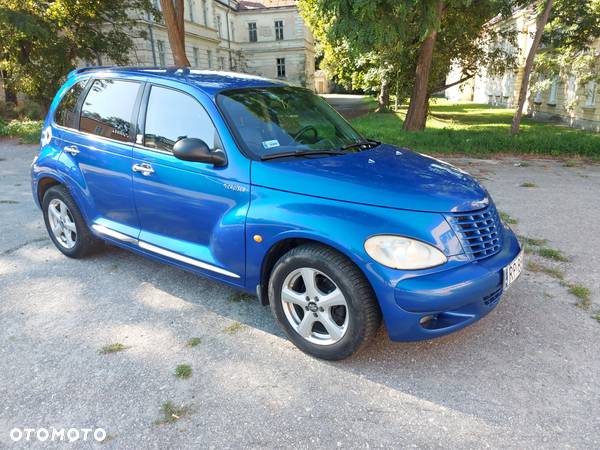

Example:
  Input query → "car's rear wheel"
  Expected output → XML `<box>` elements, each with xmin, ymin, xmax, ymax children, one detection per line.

<box><xmin>42</xmin><ymin>185</ymin><xmax>103</xmax><ymax>258</ymax></box>
<box><xmin>268</xmin><ymin>244</ymin><xmax>381</xmax><ymax>360</ymax></box>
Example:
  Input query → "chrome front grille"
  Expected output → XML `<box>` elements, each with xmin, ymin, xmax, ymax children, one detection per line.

<box><xmin>447</xmin><ymin>204</ymin><xmax>503</xmax><ymax>261</ymax></box>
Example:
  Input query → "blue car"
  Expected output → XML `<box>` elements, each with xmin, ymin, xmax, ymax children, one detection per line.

<box><xmin>31</xmin><ymin>67</ymin><xmax>523</xmax><ymax>360</ymax></box>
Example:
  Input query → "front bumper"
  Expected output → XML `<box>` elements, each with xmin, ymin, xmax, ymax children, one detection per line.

<box><xmin>381</xmin><ymin>228</ymin><xmax>521</xmax><ymax>341</ymax></box>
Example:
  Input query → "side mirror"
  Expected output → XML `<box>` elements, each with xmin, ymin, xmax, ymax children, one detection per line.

<box><xmin>172</xmin><ymin>138</ymin><xmax>227</xmax><ymax>166</ymax></box>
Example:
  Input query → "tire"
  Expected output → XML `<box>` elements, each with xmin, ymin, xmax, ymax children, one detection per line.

<box><xmin>268</xmin><ymin>243</ymin><xmax>381</xmax><ymax>360</ymax></box>
<box><xmin>42</xmin><ymin>185</ymin><xmax>103</xmax><ymax>258</ymax></box>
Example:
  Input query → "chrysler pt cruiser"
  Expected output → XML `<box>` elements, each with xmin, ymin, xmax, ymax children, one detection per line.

<box><xmin>31</xmin><ymin>67</ymin><xmax>523</xmax><ymax>360</ymax></box>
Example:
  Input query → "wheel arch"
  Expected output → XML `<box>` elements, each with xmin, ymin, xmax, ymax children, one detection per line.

<box><xmin>37</xmin><ymin>175</ymin><xmax>63</xmax><ymax>205</ymax></box>
<box><xmin>258</xmin><ymin>235</ymin><xmax>370</xmax><ymax>306</ymax></box>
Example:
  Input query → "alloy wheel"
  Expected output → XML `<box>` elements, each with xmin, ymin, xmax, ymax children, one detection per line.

<box><xmin>280</xmin><ymin>267</ymin><xmax>349</xmax><ymax>345</ymax></box>
<box><xmin>48</xmin><ymin>198</ymin><xmax>77</xmax><ymax>249</ymax></box>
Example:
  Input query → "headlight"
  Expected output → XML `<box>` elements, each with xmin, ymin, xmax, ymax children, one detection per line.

<box><xmin>364</xmin><ymin>235</ymin><xmax>447</xmax><ymax>270</ymax></box>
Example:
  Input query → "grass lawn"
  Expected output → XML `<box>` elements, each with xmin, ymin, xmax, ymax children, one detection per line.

<box><xmin>350</xmin><ymin>99</ymin><xmax>600</xmax><ymax>159</ymax></box>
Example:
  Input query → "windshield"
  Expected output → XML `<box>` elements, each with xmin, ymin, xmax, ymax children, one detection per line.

<box><xmin>217</xmin><ymin>86</ymin><xmax>366</xmax><ymax>159</ymax></box>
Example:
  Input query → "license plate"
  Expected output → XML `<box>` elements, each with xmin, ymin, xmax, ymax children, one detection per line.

<box><xmin>503</xmin><ymin>250</ymin><xmax>524</xmax><ymax>290</ymax></box>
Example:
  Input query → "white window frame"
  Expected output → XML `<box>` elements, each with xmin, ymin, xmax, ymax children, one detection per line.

<box><xmin>157</xmin><ymin>40</ymin><xmax>166</xmax><ymax>66</ymax></box>
<box><xmin>585</xmin><ymin>80</ymin><xmax>597</xmax><ymax>107</ymax></box>
<box><xmin>193</xmin><ymin>47</ymin><xmax>200</xmax><ymax>68</ymax></box>
<box><xmin>187</xmin><ymin>0</ymin><xmax>195</xmax><ymax>22</ymax></box>
<box><xmin>548</xmin><ymin>77</ymin><xmax>558</xmax><ymax>105</ymax></box>
<box><xmin>216</xmin><ymin>15</ymin><xmax>222</xmax><ymax>37</ymax></box>
<box><xmin>248</xmin><ymin>22</ymin><xmax>257</xmax><ymax>42</ymax></box>
<box><xmin>274</xmin><ymin>19</ymin><xmax>284</xmax><ymax>41</ymax></box>
<box><xmin>207</xmin><ymin>49</ymin><xmax>212</xmax><ymax>69</ymax></box>
<box><xmin>567</xmin><ymin>75</ymin><xmax>577</xmax><ymax>103</ymax></box>
<box><xmin>276</xmin><ymin>57</ymin><xmax>286</xmax><ymax>78</ymax></box>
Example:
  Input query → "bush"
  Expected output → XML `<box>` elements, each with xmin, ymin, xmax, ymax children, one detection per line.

<box><xmin>14</xmin><ymin>100</ymin><xmax>45</xmax><ymax>120</ymax></box>
<box><xmin>0</xmin><ymin>101</ymin><xmax>18</xmax><ymax>120</ymax></box>
<box><xmin>0</xmin><ymin>119</ymin><xmax>43</xmax><ymax>144</ymax></box>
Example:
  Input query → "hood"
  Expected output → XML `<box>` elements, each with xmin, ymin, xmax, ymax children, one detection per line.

<box><xmin>251</xmin><ymin>145</ymin><xmax>489</xmax><ymax>213</ymax></box>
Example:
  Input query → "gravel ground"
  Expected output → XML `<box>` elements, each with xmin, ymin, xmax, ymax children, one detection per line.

<box><xmin>1</xmin><ymin>139</ymin><xmax>599</xmax><ymax>449</ymax></box>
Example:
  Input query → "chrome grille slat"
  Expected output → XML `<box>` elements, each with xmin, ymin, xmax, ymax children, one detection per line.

<box><xmin>446</xmin><ymin>203</ymin><xmax>503</xmax><ymax>261</ymax></box>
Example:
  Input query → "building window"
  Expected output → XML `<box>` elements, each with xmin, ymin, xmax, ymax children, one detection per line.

<box><xmin>157</xmin><ymin>40</ymin><xmax>166</xmax><ymax>66</ymax></box>
<box><xmin>567</xmin><ymin>76</ymin><xmax>577</xmax><ymax>103</ymax></box>
<box><xmin>187</xmin><ymin>0</ymin><xmax>194</xmax><ymax>22</ymax></box>
<box><xmin>275</xmin><ymin>20</ymin><xmax>284</xmax><ymax>40</ymax></box>
<box><xmin>202</xmin><ymin>0</ymin><xmax>208</xmax><ymax>26</ymax></box>
<box><xmin>219</xmin><ymin>56</ymin><xmax>225</xmax><ymax>70</ymax></box>
<box><xmin>585</xmin><ymin>80</ymin><xmax>597</xmax><ymax>107</ymax></box>
<box><xmin>534</xmin><ymin>75</ymin><xmax>543</xmax><ymax>103</ymax></box>
<box><xmin>276</xmin><ymin>58</ymin><xmax>286</xmax><ymax>78</ymax></box>
<box><xmin>217</xmin><ymin>15</ymin><xmax>222</xmax><ymax>37</ymax></box>
<box><xmin>248</xmin><ymin>22</ymin><xmax>257</xmax><ymax>42</ymax></box>
<box><xmin>548</xmin><ymin>77</ymin><xmax>558</xmax><ymax>105</ymax></box>
<box><xmin>230</xmin><ymin>20</ymin><xmax>235</xmax><ymax>41</ymax></box>
<box><xmin>193</xmin><ymin>47</ymin><xmax>199</xmax><ymax>68</ymax></box>
<box><xmin>207</xmin><ymin>50</ymin><xmax>212</xmax><ymax>68</ymax></box>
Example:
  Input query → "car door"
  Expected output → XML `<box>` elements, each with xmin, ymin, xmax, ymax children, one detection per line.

<box><xmin>59</xmin><ymin>77</ymin><xmax>144</xmax><ymax>239</ymax></box>
<box><xmin>132</xmin><ymin>83</ymin><xmax>249</xmax><ymax>285</ymax></box>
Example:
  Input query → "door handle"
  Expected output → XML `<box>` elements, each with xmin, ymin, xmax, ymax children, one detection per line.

<box><xmin>132</xmin><ymin>163</ymin><xmax>155</xmax><ymax>176</ymax></box>
<box><xmin>63</xmin><ymin>145</ymin><xmax>80</xmax><ymax>156</ymax></box>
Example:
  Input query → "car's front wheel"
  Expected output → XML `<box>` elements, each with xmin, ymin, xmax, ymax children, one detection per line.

<box><xmin>268</xmin><ymin>244</ymin><xmax>381</xmax><ymax>360</ymax></box>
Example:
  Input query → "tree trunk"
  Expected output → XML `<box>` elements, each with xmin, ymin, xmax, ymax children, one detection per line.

<box><xmin>403</xmin><ymin>0</ymin><xmax>444</xmax><ymax>131</ymax></box>
<box><xmin>511</xmin><ymin>0</ymin><xmax>553</xmax><ymax>136</ymax></box>
<box><xmin>376</xmin><ymin>77</ymin><xmax>390</xmax><ymax>112</ymax></box>
<box><xmin>1</xmin><ymin>70</ymin><xmax>17</xmax><ymax>105</ymax></box>
<box><xmin>160</xmin><ymin>0</ymin><xmax>190</xmax><ymax>67</ymax></box>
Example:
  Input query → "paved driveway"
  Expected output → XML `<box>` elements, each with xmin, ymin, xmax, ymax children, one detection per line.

<box><xmin>321</xmin><ymin>94</ymin><xmax>371</xmax><ymax>118</ymax></box>
<box><xmin>1</xmin><ymin>139</ymin><xmax>599</xmax><ymax>449</ymax></box>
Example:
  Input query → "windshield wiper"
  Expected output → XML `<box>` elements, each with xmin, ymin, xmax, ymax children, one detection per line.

<box><xmin>341</xmin><ymin>139</ymin><xmax>381</xmax><ymax>151</ymax></box>
<box><xmin>260</xmin><ymin>149</ymin><xmax>346</xmax><ymax>161</ymax></box>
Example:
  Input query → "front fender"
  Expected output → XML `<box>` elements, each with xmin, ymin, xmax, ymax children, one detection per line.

<box><xmin>245</xmin><ymin>185</ymin><xmax>467</xmax><ymax>309</ymax></box>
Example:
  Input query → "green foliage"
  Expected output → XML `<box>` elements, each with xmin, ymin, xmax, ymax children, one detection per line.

<box><xmin>0</xmin><ymin>119</ymin><xmax>42</xmax><ymax>143</ymax></box>
<box><xmin>532</xmin><ymin>0</ymin><xmax>600</xmax><ymax>97</ymax></box>
<box><xmin>155</xmin><ymin>401</ymin><xmax>191</xmax><ymax>425</ymax></box>
<box><xmin>350</xmin><ymin>100</ymin><xmax>600</xmax><ymax>158</ymax></box>
<box><xmin>185</xmin><ymin>337</ymin><xmax>202</xmax><ymax>347</ymax></box>
<box><xmin>568</xmin><ymin>284</ymin><xmax>591</xmax><ymax>309</ymax></box>
<box><xmin>299</xmin><ymin>0</ymin><xmax>518</xmax><ymax>98</ymax></box>
<box><xmin>99</xmin><ymin>342</ymin><xmax>129</xmax><ymax>354</ymax></box>
<box><xmin>0</xmin><ymin>0</ymin><xmax>159</xmax><ymax>106</ymax></box>
<box><xmin>174</xmin><ymin>364</ymin><xmax>192</xmax><ymax>379</ymax></box>
<box><xmin>536</xmin><ymin>247</ymin><xmax>569</xmax><ymax>262</ymax></box>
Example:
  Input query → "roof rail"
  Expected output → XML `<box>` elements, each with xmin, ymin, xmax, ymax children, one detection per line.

<box><xmin>66</xmin><ymin>66</ymin><xmax>115</xmax><ymax>78</ymax></box>
<box><xmin>67</xmin><ymin>65</ymin><xmax>192</xmax><ymax>78</ymax></box>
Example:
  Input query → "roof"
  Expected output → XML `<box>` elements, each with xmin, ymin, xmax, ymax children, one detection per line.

<box><xmin>69</xmin><ymin>66</ymin><xmax>286</xmax><ymax>96</ymax></box>
<box><xmin>238</xmin><ymin>0</ymin><xmax>297</xmax><ymax>10</ymax></box>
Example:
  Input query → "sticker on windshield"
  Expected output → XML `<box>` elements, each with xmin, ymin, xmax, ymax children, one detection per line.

<box><xmin>262</xmin><ymin>140</ymin><xmax>280</xmax><ymax>149</ymax></box>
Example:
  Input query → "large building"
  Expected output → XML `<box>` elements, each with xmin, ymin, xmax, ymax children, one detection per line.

<box><xmin>128</xmin><ymin>0</ymin><xmax>315</xmax><ymax>89</ymax></box>
<box><xmin>446</xmin><ymin>7</ymin><xmax>600</xmax><ymax>132</ymax></box>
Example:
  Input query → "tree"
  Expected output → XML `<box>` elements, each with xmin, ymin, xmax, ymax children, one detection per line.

<box><xmin>511</xmin><ymin>0</ymin><xmax>553</xmax><ymax>136</ymax></box>
<box><xmin>515</xmin><ymin>0</ymin><xmax>600</xmax><ymax>133</ymax></box>
<box><xmin>159</xmin><ymin>0</ymin><xmax>190</xmax><ymax>67</ymax></box>
<box><xmin>0</xmin><ymin>0</ymin><xmax>158</xmax><ymax>108</ymax></box>
<box><xmin>299</xmin><ymin>0</ymin><xmax>517</xmax><ymax>130</ymax></box>
<box><xmin>404</xmin><ymin>0</ymin><xmax>445</xmax><ymax>130</ymax></box>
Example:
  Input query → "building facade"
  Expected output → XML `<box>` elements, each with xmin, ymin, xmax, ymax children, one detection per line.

<box><xmin>446</xmin><ymin>7</ymin><xmax>600</xmax><ymax>132</ymax></box>
<box><xmin>128</xmin><ymin>0</ymin><xmax>315</xmax><ymax>89</ymax></box>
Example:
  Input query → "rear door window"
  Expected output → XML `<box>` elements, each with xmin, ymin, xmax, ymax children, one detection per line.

<box><xmin>143</xmin><ymin>85</ymin><xmax>221</xmax><ymax>153</ymax></box>
<box><xmin>54</xmin><ymin>80</ymin><xmax>88</xmax><ymax>129</ymax></box>
<box><xmin>80</xmin><ymin>79</ymin><xmax>140</xmax><ymax>142</ymax></box>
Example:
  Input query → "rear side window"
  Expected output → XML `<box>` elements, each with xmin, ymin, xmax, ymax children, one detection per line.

<box><xmin>80</xmin><ymin>79</ymin><xmax>140</xmax><ymax>142</ymax></box>
<box><xmin>143</xmin><ymin>86</ymin><xmax>220</xmax><ymax>153</ymax></box>
<box><xmin>54</xmin><ymin>80</ymin><xmax>87</xmax><ymax>129</ymax></box>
